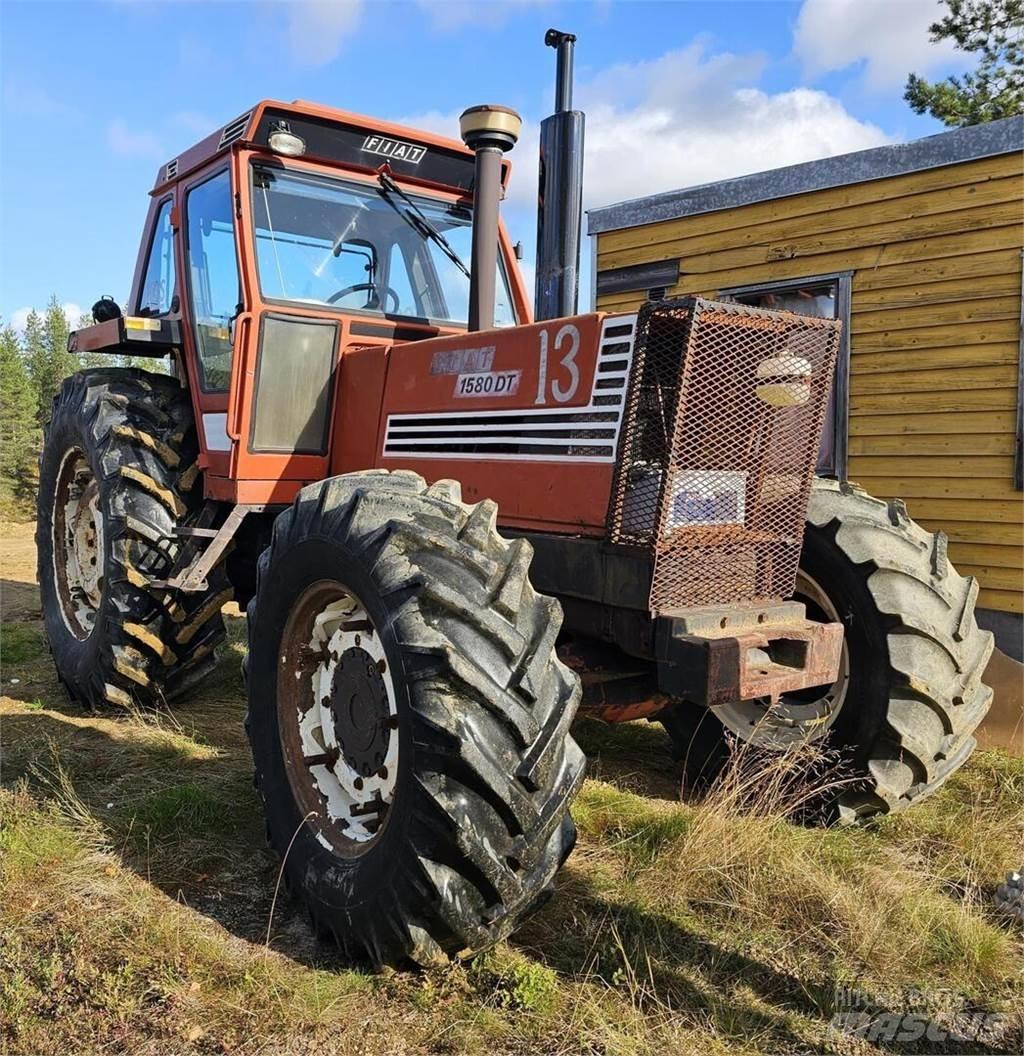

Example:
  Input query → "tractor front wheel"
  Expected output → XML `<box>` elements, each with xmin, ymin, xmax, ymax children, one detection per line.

<box><xmin>661</xmin><ymin>478</ymin><xmax>994</xmax><ymax>822</ymax></box>
<box><xmin>245</xmin><ymin>470</ymin><xmax>584</xmax><ymax>966</ymax></box>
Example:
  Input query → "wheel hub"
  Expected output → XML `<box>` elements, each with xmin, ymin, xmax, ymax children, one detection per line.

<box><xmin>329</xmin><ymin>647</ymin><xmax>392</xmax><ymax>778</ymax></box>
<box><xmin>52</xmin><ymin>448</ymin><xmax>105</xmax><ymax>639</ymax></box>
<box><xmin>280</xmin><ymin>584</ymin><xmax>399</xmax><ymax>851</ymax></box>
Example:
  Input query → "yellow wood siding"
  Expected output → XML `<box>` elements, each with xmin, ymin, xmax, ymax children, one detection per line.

<box><xmin>596</xmin><ymin>152</ymin><xmax>1024</xmax><ymax>613</ymax></box>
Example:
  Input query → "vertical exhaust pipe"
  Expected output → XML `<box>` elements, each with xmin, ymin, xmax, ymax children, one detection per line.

<box><xmin>459</xmin><ymin>104</ymin><xmax>522</xmax><ymax>331</ymax></box>
<box><xmin>535</xmin><ymin>29</ymin><xmax>585</xmax><ymax>321</ymax></box>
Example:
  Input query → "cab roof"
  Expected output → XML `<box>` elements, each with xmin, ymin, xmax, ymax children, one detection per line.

<box><xmin>149</xmin><ymin>98</ymin><xmax>510</xmax><ymax>197</ymax></box>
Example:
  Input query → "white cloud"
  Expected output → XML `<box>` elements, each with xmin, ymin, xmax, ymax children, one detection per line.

<box><xmin>282</xmin><ymin>0</ymin><xmax>543</xmax><ymax>62</ymax></box>
<box><xmin>534</xmin><ymin>42</ymin><xmax>887</xmax><ymax>212</ymax></box>
<box><xmin>9</xmin><ymin>303</ymin><xmax>85</xmax><ymax>334</ymax></box>
<box><xmin>285</xmin><ymin>0</ymin><xmax>363</xmax><ymax>66</ymax></box>
<box><xmin>107</xmin><ymin>119</ymin><xmax>164</xmax><ymax>160</ymax></box>
<box><xmin>580</xmin><ymin>85</ymin><xmax>888</xmax><ymax>211</ymax></box>
<box><xmin>400</xmin><ymin>42</ymin><xmax>890</xmax><ymax>213</ymax></box>
<box><xmin>416</xmin><ymin>0</ymin><xmax>550</xmax><ymax>31</ymax></box>
<box><xmin>396</xmin><ymin>40</ymin><xmax>891</xmax><ymax>293</ymax></box>
<box><xmin>2</xmin><ymin>77</ymin><xmax>77</xmax><ymax>119</ymax></box>
<box><xmin>793</xmin><ymin>0</ymin><xmax>964</xmax><ymax>90</ymax></box>
<box><xmin>172</xmin><ymin>110</ymin><xmax>217</xmax><ymax>138</ymax></box>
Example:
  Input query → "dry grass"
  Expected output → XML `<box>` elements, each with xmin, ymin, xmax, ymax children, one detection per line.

<box><xmin>1</xmin><ymin>593</ymin><xmax>1022</xmax><ymax>1054</ymax></box>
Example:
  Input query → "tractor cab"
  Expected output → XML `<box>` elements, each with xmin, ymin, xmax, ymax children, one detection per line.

<box><xmin>72</xmin><ymin>100</ymin><xmax>532</xmax><ymax>504</ymax></box>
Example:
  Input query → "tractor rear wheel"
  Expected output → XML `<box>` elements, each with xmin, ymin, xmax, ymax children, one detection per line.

<box><xmin>245</xmin><ymin>470</ymin><xmax>584</xmax><ymax>966</ymax></box>
<box><xmin>661</xmin><ymin>478</ymin><xmax>994</xmax><ymax>822</ymax></box>
<box><xmin>37</xmin><ymin>368</ymin><xmax>230</xmax><ymax>709</ymax></box>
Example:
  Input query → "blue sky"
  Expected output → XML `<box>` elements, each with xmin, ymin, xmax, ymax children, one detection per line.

<box><xmin>0</xmin><ymin>0</ymin><xmax>968</xmax><ymax>327</ymax></box>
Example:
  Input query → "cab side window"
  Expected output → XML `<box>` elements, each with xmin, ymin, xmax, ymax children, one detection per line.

<box><xmin>185</xmin><ymin>170</ymin><xmax>240</xmax><ymax>392</ymax></box>
<box><xmin>138</xmin><ymin>198</ymin><xmax>176</xmax><ymax>316</ymax></box>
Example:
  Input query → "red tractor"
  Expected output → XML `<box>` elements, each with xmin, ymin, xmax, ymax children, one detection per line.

<box><xmin>38</xmin><ymin>33</ymin><xmax>992</xmax><ymax>966</ymax></box>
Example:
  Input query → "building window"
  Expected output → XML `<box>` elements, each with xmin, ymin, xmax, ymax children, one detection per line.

<box><xmin>719</xmin><ymin>272</ymin><xmax>852</xmax><ymax>479</ymax></box>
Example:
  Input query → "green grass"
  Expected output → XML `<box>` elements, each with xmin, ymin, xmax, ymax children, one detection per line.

<box><xmin>129</xmin><ymin>782</ymin><xmax>231</xmax><ymax>842</ymax></box>
<box><xmin>1</xmin><ymin>622</ymin><xmax>46</xmax><ymax>665</ymax></box>
<box><xmin>2</xmin><ymin>605</ymin><xmax>1022</xmax><ymax>1055</ymax></box>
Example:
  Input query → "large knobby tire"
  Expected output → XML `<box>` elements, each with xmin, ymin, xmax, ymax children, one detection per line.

<box><xmin>661</xmin><ymin>478</ymin><xmax>994</xmax><ymax>822</ymax></box>
<box><xmin>245</xmin><ymin>470</ymin><xmax>585</xmax><ymax>966</ymax></box>
<box><xmin>804</xmin><ymin>479</ymin><xmax>994</xmax><ymax>820</ymax></box>
<box><xmin>37</xmin><ymin>368</ymin><xmax>231</xmax><ymax>709</ymax></box>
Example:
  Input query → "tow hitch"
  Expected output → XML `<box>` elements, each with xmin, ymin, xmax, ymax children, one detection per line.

<box><xmin>655</xmin><ymin>600</ymin><xmax>844</xmax><ymax>707</ymax></box>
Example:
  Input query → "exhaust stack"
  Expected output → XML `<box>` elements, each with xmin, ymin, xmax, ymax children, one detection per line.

<box><xmin>535</xmin><ymin>29</ymin><xmax>585</xmax><ymax>321</ymax></box>
<box><xmin>459</xmin><ymin>104</ymin><xmax>522</xmax><ymax>332</ymax></box>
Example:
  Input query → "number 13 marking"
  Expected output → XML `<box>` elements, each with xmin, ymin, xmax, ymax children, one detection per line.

<box><xmin>534</xmin><ymin>323</ymin><xmax>581</xmax><ymax>405</ymax></box>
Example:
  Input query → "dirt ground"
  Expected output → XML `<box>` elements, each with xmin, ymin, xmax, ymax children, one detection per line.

<box><xmin>1</xmin><ymin>521</ymin><xmax>1020</xmax><ymax>752</ymax></box>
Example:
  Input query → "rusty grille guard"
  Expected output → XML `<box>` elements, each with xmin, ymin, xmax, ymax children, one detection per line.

<box><xmin>608</xmin><ymin>297</ymin><xmax>842</xmax><ymax>617</ymax></box>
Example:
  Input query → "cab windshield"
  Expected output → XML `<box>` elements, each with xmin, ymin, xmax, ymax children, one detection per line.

<box><xmin>251</xmin><ymin>162</ymin><xmax>517</xmax><ymax>327</ymax></box>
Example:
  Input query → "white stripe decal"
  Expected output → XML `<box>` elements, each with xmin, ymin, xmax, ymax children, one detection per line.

<box><xmin>383</xmin><ymin>316</ymin><xmax>636</xmax><ymax>463</ymax></box>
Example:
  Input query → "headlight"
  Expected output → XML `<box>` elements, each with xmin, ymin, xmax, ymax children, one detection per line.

<box><xmin>268</xmin><ymin>120</ymin><xmax>306</xmax><ymax>157</ymax></box>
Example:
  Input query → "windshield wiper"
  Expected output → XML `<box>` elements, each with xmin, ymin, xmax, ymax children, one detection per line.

<box><xmin>376</xmin><ymin>171</ymin><xmax>470</xmax><ymax>279</ymax></box>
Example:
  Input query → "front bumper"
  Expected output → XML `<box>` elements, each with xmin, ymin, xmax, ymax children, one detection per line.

<box><xmin>655</xmin><ymin>599</ymin><xmax>844</xmax><ymax>708</ymax></box>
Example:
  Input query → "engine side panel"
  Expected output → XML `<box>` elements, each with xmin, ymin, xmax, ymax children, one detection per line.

<box><xmin>374</xmin><ymin>312</ymin><xmax>637</xmax><ymax>533</ymax></box>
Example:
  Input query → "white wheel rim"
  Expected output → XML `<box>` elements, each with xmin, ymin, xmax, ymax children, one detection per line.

<box><xmin>285</xmin><ymin>585</ymin><xmax>399</xmax><ymax>849</ymax></box>
<box><xmin>52</xmin><ymin>447</ymin><xmax>105</xmax><ymax>639</ymax></box>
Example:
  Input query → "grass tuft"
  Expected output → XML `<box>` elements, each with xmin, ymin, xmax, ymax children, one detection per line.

<box><xmin>129</xmin><ymin>782</ymin><xmax>227</xmax><ymax>842</ymax></box>
<box><xmin>1</xmin><ymin>622</ymin><xmax>46</xmax><ymax>665</ymax></box>
<box><xmin>471</xmin><ymin>947</ymin><xmax>562</xmax><ymax>1013</ymax></box>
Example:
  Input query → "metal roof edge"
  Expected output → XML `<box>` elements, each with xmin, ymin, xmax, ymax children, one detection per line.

<box><xmin>587</xmin><ymin>115</ymin><xmax>1024</xmax><ymax>235</ymax></box>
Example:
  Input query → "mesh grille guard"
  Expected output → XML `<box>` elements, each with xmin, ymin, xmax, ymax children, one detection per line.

<box><xmin>607</xmin><ymin>297</ymin><xmax>841</xmax><ymax>615</ymax></box>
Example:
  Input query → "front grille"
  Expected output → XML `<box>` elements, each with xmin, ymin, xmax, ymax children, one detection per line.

<box><xmin>608</xmin><ymin>297</ymin><xmax>841</xmax><ymax>614</ymax></box>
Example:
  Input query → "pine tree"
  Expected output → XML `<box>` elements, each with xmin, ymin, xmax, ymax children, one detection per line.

<box><xmin>22</xmin><ymin>308</ymin><xmax>49</xmax><ymax>423</ymax></box>
<box><xmin>43</xmin><ymin>294</ymin><xmax>75</xmax><ymax>390</ymax></box>
<box><xmin>0</xmin><ymin>320</ymin><xmax>39</xmax><ymax>480</ymax></box>
<box><xmin>25</xmin><ymin>296</ymin><xmax>78</xmax><ymax>422</ymax></box>
<box><xmin>0</xmin><ymin>316</ymin><xmax>38</xmax><ymax>475</ymax></box>
<box><xmin>905</xmin><ymin>0</ymin><xmax>1024</xmax><ymax>126</ymax></box>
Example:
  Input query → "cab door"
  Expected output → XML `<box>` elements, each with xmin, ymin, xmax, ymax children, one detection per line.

<box><xmin>180</xmin><ymin>157</ymin><xmax>340</xmax><ymax>502</ymax></box>
<box><xmin>179</xmin><ymin>164</ymin><xmax>242</xmax><ymax>484</ymax></box>
<box><xmin>225</xmin><ymin>152</ymin><xmax>341</xmax><ymax>501</ymax></box>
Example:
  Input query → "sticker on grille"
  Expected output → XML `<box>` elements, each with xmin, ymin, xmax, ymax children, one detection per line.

<box><xmin>383</xmin><ymin>316</ymin><xmax>636</xmax><ymax>462</ymax></box>
<box><xmin>608</xmin><ymin>298</ymin><xmax>841</xmax><ymax>614</ymax></box>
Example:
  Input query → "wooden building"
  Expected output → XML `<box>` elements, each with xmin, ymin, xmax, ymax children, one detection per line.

<box><xmin>587</xmin><ymin>116</ymin><xmax>1024</xmax><ymax>655</ymax></box>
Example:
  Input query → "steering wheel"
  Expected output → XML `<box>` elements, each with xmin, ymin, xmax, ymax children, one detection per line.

<box><xmin>327</xmin><ymin>283</ymin><xmax>401</xmax><ymax>313</ymax></box>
